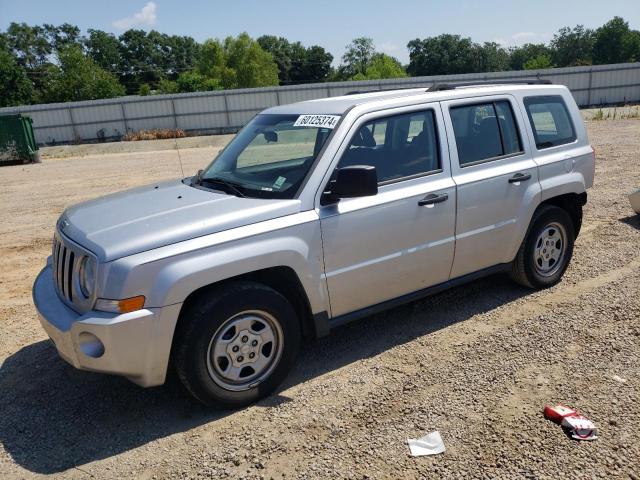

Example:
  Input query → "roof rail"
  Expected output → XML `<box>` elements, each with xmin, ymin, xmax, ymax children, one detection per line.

<box><xmin>345</xmin><ymin>86</ymin><xmax>427</xmax><ymax>96</ymax></box>
<box><xmin>427</xmin><ymin>78</ymin><xmax>552</xmax><ymax>92</ymax></box>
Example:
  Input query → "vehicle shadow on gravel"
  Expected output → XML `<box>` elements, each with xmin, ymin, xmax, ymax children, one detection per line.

<box><xmin>619</xmin><ymin>214</ymin><xmax>640</xmax><ymax>230</ymax></box>
<box><xmin>0</xmin><ymin>274</ymin><xmax>531</xmax><ymax>474</ymax></box>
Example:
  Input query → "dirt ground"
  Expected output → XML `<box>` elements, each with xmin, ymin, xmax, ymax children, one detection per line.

<box><xmin>0</xmin><ymin>120</ymin><xmax>639</xmax><ymax>479</ymax></box>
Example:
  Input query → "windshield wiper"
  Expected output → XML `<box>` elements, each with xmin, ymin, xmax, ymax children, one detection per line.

<box><xmin>198</xmin><ymin>176</ymin><xmax>246</xmax><ymax>198</ymax></box>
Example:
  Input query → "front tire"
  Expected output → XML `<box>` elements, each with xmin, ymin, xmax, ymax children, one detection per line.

<box><xmin>510</xmin><ymin>205</ymin><xmax>575</xmax><ymax>289</ymax></box>
<box><xmin>174</xmin><ymin>281</ymin><xmax>301</xmax><ymax>408</ymax></box>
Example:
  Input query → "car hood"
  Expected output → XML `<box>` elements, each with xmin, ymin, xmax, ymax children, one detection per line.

<box><xmin>60</xmin><ymin>179</ymin><xmax>302</xmax><ymax>262</ymax></box>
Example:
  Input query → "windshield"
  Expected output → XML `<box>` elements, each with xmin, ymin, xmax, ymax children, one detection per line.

<box><xmin>196</xmin><ymin>114</ymin><xmax>337</xmax><ymax>199</ymax></box>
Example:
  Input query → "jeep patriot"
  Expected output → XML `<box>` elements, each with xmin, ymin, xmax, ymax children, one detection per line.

<box><xmin>33</xmin><ymin>82</ymin><xmax>595</xmax><ymax>407</ymax></box>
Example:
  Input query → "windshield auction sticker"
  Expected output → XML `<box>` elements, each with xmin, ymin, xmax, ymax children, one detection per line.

<box><xmin>293</xmin><ymin>115</ymin><xmax>340</xmax><ymax>129</ymax></box>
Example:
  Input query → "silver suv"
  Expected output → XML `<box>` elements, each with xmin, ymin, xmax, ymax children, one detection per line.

<box><xmin>33</xmin><ymin>82</ymin><xmax>595</xmax><ymax>407</ymax></box>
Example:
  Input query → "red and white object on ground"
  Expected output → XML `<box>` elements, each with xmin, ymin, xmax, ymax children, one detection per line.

<box><xmin>543</xmin><ymin>404</ymin><xmax>598</xmax><ymax>441</ymax></box>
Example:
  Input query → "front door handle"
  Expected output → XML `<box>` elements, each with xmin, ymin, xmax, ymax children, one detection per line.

<box><xmin>418</xmin><ymin>192</ymin><xmax>448</xmax><ymax>207</ymax></box>
<box><xmin>508</xmin><ymin>172</ymin><xmax>532</xmax><ymax>184</ymax></box>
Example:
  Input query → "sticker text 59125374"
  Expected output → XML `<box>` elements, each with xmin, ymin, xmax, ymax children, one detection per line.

<box><xmin>293</xmin><ymin>115</ymin><xmax>341</xmax><ymax>129</ymax></box>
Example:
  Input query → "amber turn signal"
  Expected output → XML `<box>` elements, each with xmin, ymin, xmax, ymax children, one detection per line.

<box><xmin>95</xmin><ymin>295</ymin><xmax>145</xmax><ymax>314</ymax></box>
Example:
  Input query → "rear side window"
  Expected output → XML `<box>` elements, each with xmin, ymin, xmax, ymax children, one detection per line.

<box><xmin>450</xmin><ymin>101</ymin><xmax>523</xmax><ymax>167</ymax></box>
<box><xmin>524</xmin><ymin>96</ymin><xmax>576</xmax><ymax>149</ymax></box>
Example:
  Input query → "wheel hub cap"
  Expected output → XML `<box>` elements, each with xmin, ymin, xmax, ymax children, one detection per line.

<box><xmin>226</xmin><ymin>329</ymin><xmax>262</xmax><ymax>367</ymax></box>
<box><xmin>533</xmin><ymin>222</ymin><xmax>566</xmax><ymax>277</ymax></box>
<box><xmin>206</xmin><ymin>310</ymin><xmax>283</xmax><ymax>392</ymax></box>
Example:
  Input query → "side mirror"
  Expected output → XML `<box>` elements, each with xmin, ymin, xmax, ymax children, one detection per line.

<box><xmin>263</xmin><ymin>131</ymin><xmax>278</xmax><ymax>143</ymax></box>
<box><xmin>332</xmin><ymin>165</ymin><xmax>378</xmax><ymax>198</ymax></box>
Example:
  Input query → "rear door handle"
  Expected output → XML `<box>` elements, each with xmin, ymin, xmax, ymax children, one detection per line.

<box><xmin>418</xmin><ymin>193</ymin><xmax>448</xmax><ymax>207</ymax></box>
<box><xmin>508</xmin><ymin>172</ymin><xmax>532</xmax><ymax>184</ymax></box>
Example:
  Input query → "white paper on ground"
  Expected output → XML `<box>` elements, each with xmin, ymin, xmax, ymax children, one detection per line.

<box><xmin>407</xmin><ymin>431</ymin><xmax>446</xmax><ymax>456</ymax></box>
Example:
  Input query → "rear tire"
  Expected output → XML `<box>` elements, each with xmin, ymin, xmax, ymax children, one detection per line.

<box><xmin>174</xmin><ymin>281</ymin><xmax>301</xmax><ymax>408</ymax></box>
<box><xmin>510</xmin><ymin>205</ymin><xmax>575</xmax><ymax>289</ymax></box>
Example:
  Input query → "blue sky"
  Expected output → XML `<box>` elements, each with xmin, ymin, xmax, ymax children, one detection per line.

<box><xmin>1</xmin><ymin>0</ymin><xmax>639</xmax><ymax>64</ymax></box>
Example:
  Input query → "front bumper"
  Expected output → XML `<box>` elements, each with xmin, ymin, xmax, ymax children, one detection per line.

<box><xmin>32</xmin><ymin>262</ymin><xmax>182</xmax><ymax>387</ymax></box>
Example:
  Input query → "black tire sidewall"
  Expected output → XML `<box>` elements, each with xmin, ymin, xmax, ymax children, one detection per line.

<box><xmin>523</xmin><ymin>207</ymin><xmax>575</xmax><ymax>288</ymax></box>
<box><xmin>176</xmin><ymin>282</ymin><xmax>300</xmax><ymax>408</ymax></box>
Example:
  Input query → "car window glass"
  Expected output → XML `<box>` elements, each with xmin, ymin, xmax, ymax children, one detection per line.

<box><xmin>339</xmin><ymin>110</ymin><xmax>441</xmax><ymax>183</ymax></box>
<box><xmin>237</xmin><ymin>127</ymin><xmax>317</xmax><ymax>168</ymax></box>
<box><xmin>366</xmin><ymin>120</ymin><xmax>387</xmax><ymax>146</ymax></box>
<box><xmin>201</xmin><ymin>114</ymin><xmax>334</xmax><ymax>199</ymax></box>
<box><xmin>451</xmin><ymin>103</ymin><xmax>502</xmax><ymax>165</ymax></box>
<box><xmin>495</xmin><ymin>101</ymin><xmax>522</xmax><ymax>155</ymax></box>
<box><xmin>524</xmin><ymin>96</ymin><xmax>576</xmax><ymax>149</ymax></box>
<box><xmin>450</xmin><ymin>101</ymin><xmax>523</xmax><ymax>166</ymax></box>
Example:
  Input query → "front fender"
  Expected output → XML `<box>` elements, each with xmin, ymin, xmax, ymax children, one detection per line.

<box><xmin>101</xmin><ymin>213</ymin><xmax>329</xmax><ymax>315</ymax></box>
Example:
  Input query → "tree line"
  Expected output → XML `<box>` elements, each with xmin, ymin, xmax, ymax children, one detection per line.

<box><xmin>1</xmin><ymin>16</ymin><xmax>639</xmax><ymax>107</ymax></box>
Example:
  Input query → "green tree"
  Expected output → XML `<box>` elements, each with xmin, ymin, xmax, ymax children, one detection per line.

<box><xmin>340</xmin><ymin>37</ymin><xmax>376</xmax><ymax>78</ymax></box>
<box><xmin>85</xmin><ymin>29</ymin><xmax>122</xmax><ymax>72</ymax></box>
<box><xmin>42</xmin><ymin>45</ymin><xmax>125</xmax><ymax>103</ymax></box>
<box><xmin>157</xmin><ymin>78</ymin><xmax>179</xmax><ymax>94</ymax></box>
<box><xmin>223</xmin><ymin>33</ymin><xmax>279</xmax><ymax>88</ymax></box>
<box><xmin>626</xmin><ymin>31</ymin><xmax>640</xmax><ymax>62</ymax></box>
<box><xmin>181</xmin><ymin>33</ymin><xmax>278</xmax><ymax>92</ymax></box>
<box><xmin>0</xmin><ymin>40</ymin><xmax>33</xmax><ymax>106</ymax></box>
<box><xmin>147</xmin><ymin>30</ymin><xmax>201</xmax><ymax>79</ymax></box>
<box><xmin>297</xmin><ymin>45</ymin><xmax>333</xmax><ymax>83</ymax></box>
<box><xmin>359</xmin><ymin>53</ymin><xmax>407</xmax><ymax>80</ymax></box>
<box><xmin>282</xmin><ymin>41</ymin><xmax>307</xmax><ymax>83</ymax></box>
<box><xmin>523</xmin><ymin>55</ymin><xmax>554</xmax><ymax>70</ymax></box>
<box><xmin>258</xmin><ymin>35</ymin><xmax>333</xmax><ymax>84</ymax></box>
<box><xmin>118</xmin><ymin>29</ymin><xmax>163</xmax><ymax>93</ymax></box>
<box><xmin>257</xmin><ymin>35</ymin><xmax>293</xmax><ymax>84</ymax></box>
<box><xmin>43</xmin><ymin>23</ymin><xmax>81</xmax><ymax>51</ymax></box>
<box><xmin>509</xmin><ymin>43</ymin><xmax>554</xmax><ymax>70</ymax></box>
<box><xmin>4</xmin><ymin>22</ymin><xmax>53</xmax><ymax>70</ymax></box>
<box><xmin>407</xmin><ymin>34</ymin><xmax>478</xmax><ymax>76</ymax></box>
<box><xmin>138</xmin><ymin>83</ymin><xmax>151</xmax><ymax>96</ymax></box>
<box><xmin>593</xmin><ymin>16</ymin><xmax>640</xmax><ymax>64</ymax></box>
<box><xmin>196</xmin><ymin>39</ymin><xmax>235</xmax><ymax>86</ymax></box>
<box><xmin>3</xmin><ymin>22</ymin><xmax>84</xmax><ymax>101</ymax></box>
<box><xmin>175</xmin><ymin>71</ymin><xmax>222</xmax><ymax>92</ymax></box>
<box><xmin>550</xmin><ymin>25</ymin><xmax>595</xmax><ymax>66</ymax></box>
<box><xmin>474</xmin><ymin>42</ymin><xmax>510</xmax><ymax>72</ymax></box>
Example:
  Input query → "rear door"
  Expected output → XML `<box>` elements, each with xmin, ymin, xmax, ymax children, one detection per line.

<box><xmin>441</xmin><ymin>95</ymin><xmax>541</xmax><ymax>278</ymax></box>
<box><xmin>319</xmin><ymin>104</ymin><xmax>456</xmax><ymax>317</ymax></box>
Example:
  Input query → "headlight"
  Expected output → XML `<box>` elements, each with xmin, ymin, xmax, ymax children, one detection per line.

<box><xmin>79</xmin><ymin>256</ymin><xmax>96</xmax><ymax>298</ymax></box>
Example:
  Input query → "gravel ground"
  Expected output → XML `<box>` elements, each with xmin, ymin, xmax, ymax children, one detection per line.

<box><xmin>0</xmin><ymin>119</ymin><xmax>639</xmax><ymax>479</ymax></box>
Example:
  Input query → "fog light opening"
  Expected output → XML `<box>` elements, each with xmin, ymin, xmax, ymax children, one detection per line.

<box><xmin>78</xmin><ymin>332</ymin><xmax>105</xmax><ymax>358</ymax></box>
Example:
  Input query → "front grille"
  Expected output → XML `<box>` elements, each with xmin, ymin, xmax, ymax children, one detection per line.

<box><xmin>52</xmin><ymin>235</ymin><xmax>77</xmax><ymax>303</ymax></box>
<box><xmin>51</xmin><ymin>231</ymin><xmax>96</xmax><ymax>313</ymax></box>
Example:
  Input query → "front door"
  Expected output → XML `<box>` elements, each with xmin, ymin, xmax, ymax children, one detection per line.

<box><xmin>319</xmin><ymin>104</ymin><xmax>456</xmax><ymax>317</ymax></box>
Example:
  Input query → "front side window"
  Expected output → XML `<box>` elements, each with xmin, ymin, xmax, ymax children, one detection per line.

<box><xmin>338</xmin><ymin>110</ymin><xmax>441</xmax><ymax>184</ymax></box>
<box><xmin>450</xmin><ymin>100</ymin><xmax>523</xmax><ymax>166</ymax></box>
<box><xmin>198</xmin><ymin>114</ymin><xmax>334</xmax><ymax>199</ymax></box>
<box><xmin>524</xmin><ymin>96</ymin><xmax>576</xmax><ymax>149</ymax></box>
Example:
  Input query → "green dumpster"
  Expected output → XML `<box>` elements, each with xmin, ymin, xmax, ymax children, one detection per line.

<box><xmin>0</xmin><ymin>114</ymin><xmax>40</xmax><ymax>165</ymax></box>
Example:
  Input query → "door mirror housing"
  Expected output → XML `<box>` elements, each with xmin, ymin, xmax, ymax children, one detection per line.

<box><xmin>332</xmin><ymin>165</ymin><xmax>378</xmax><ymax>199</ymax></box>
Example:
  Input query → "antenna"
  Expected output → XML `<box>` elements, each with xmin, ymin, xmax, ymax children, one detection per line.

<box><xmin>174</xmin><ymin>135</ymin><xmax>185</xmax><ymax>177</ymax></box>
